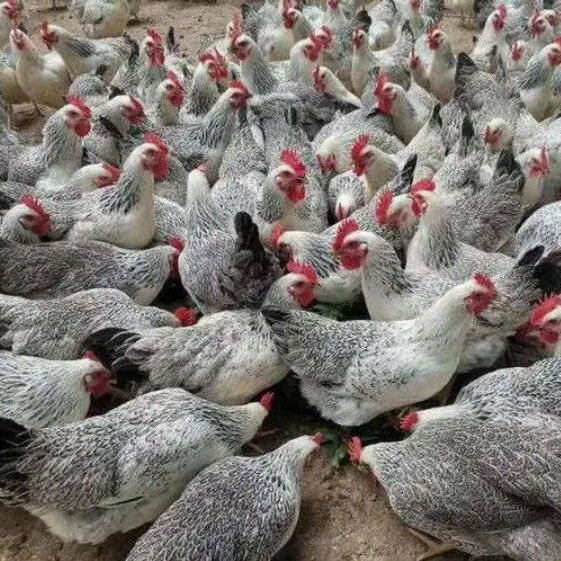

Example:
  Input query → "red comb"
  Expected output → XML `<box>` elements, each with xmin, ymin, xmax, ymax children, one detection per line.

<box><xmin>347</xmin><ymin>436</ymin><xmax>362</xmax><ymax>465</ymax></box>
<box><xmin>313</xmin><ymin>66</ymin><xmax>325</xmax><ymax>92</ymax></box>
<box><xmin>375</xmin><ymin>189</ymin><xmax>395</xmax><ymax>225</ymax></box>
<box><xmin>270</xmin><ymin>224</ymin><xmax>285</xmax><ymax>248</ymax></box>
<box><xmin>410</xmin><ymin>179</ymin><xmax>436</xmax><ymax>195</ymax></box>
<box><xmin>352</xmin><ymin>28</ymin><xmax>362</xmax><ymax>48</ymax></box>
<box><xmin>497</xmin><ymin>3</ymin><xmax>507</xmax><ymax>17</ymax></box>
<box><xmin>287</xmin><ymin>259</ymin><xmax>319</xmax><ymax>284</ymax></box>
<box><xmin>41</xmin><ymin>20</ymin><xmax>49</xmax><ymax>34</ymax></box>
<box><xmin>228</xmin><ymin>11</ymin><xmax>242</xmax><ymax>40</ymax></box>
<box><xmin>315</xmin><ymin>25</ymin><xmax>333</xmax><ymax>48</ymax></box>
<box><xmin>144</xmin><ymin>132</ymin><xmax>169</xmax><ymax>154</ymax></box>
<box><xmin>66</xmin><ymin>95</ymin><xmax>91</xmax><ymax>119</ymax></box>
<box><xmin>531</xmin><ymin>294</ymin><xmax>561</xmax><ymax>326</ymax></box>
<box><xmin>311</xmin><ymin>432</ymin><xmax>325</xmax><ymax>445</ymax></box>
<box><xmin>259</xmin><ymin>391</ymin><xmax>275</xmax><ymax>412</ymax></box>
<box><xmin>230</xmin><ymin>79</ymin><xmax>250</xmax><ymax>97</ymax></box>
<box><xmin>200</xmin><ymin>51</ymin><xmax>214</xmax><ymax>63</ymax></box>
<box><xmin>84</xmin><ymin>350</ymin><xmax>101</xmax><ymax>362</ymax></box>
<box><xmin>102</xmin><ymin>163</ymin><xmax>121</xmax><ymax>183</ymax></box>
<box><xmin>350</xmin><ymin>133</ymin><xmax>370</xmax><ymax>167</ymax></box>
<box><xmin>147</xmin><ymin>28</ymin><xmax>163</xmax><ymax>45</ymax></box>
<box><xmin>332</xmin><ymin>218</ymin><xmax>360</xmax><ymax>253</ymax></box>
<box><xmin>129</xmin><ymin>95</ymin><xmax>145</xmax><ymax>116</ymax></box>
<box><xmin>280</xmin><ymin>148</ymin><xmax>307</xmax><ymax>180</ymax></box>
<box><xmin>473</xmin><ymin>273</ymin><xmax>495</xmax><ymax>295</ymax></box>
<box><xmin>168</xmin><ymin>236</ymin><xmax>185</xmax><ymax>253</ymax></box>
<box><xmin>400</xmin><ymin>411</ymin><xmax>419</xmax><ymax>431</ymax></box>
<box><xmin>174</xmin><ymin>307</ymin><xmax>199</xmax><ymax>326</ymax></box>
<box><xmin>7</xmin><ymin>0</ymin><xmax>17</xmax><ymax>8</ymax></box>
<box><xmin>167</xmin><ymin>71</ymin><xmax>184</xmax><ymax>90</ymax></box>
<box><xmin>541</xmin><ymin>145</ymin><xmax>550</xmax><ymax>169</ymax></box>
<box><xmin>555</xmin><ymin>36</ymin><xmax>561</xmax><ymax>46</ymax></box>
<box><xmin>20</xmin><ymin>195</ymin><xmax>49</xmax><ymax>220</ymax></box>
<box><xmin>374</xmin><ymin>73</ymin><xmax>391</xmax><ymax>98</ymax></box>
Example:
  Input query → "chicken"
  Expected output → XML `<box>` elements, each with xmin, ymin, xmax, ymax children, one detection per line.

<box><xmin>0</xmin><ymin>351</ymin><xmax>111</xmax><ymax>428</ymax></box>
<box><xmin>149</xmin><ymin>71</ymin><xmax>184</xmax><ymax>126</ymax></box>
<box><xmin>0</xmin><ymin>239</ymin><xmax>178</xmax><ymax>304</ymax></box>
<box><xmin>312</xmin><ymin>65</ymin><xmax>361</xmax><ymax>107</ymax></box>
<box><xmin>0</xmin><ymin>163</ymin><xmax>120</xmax><ymax>219</ymax></box>
<box><xmin>263</xmin><ymin>271</ymin><xmax>497</xmax><ymax>425</ymax></box>
<box><xmin>0</xmin><ymin>97</ymin><xmax>89</xmax><ymax>189</ymax></box>
<box><xmin>368</xmin><ymin>0</ymin><xmax>397</xmax><ymax>49</ymax></box>
<box><xmin>519</xmin><ymin>39</ymin><xmax>561</xmax><ymax>120</ymax></box>
<box><xmin>257</xmin><ymin>147</ymin><xmax>327</xmax><ymax>234</ymax></box>
<box><xmin>351</xmin><ymin>26</ymin><xmax>412</xmax><ymax>96</ymax></box>
<box><xmin>80</xmin><ymin>0</ymin><xmax>129</xmax><ymax>38</ymax></box>
<box><xmin>154</xmin><ymin>80</ymin><xmax>250</xmax><ymax>174</ymax></box>
<box><xmin>41</xmin><ymin>21</ymin><xmax>133</xmax><ymax>84</ymax></box>
<box><xmin>313</xmin><ymin>105</ymin><xmax>401</xmax><ymax>177</ymax></box>
<box><xmin>403</xmin><ymin>342</ymin><xmax>561</xmax><ymax>433</ymax></box>
<box><xmin>333</xmin><ymin>217</ymin><xmax>561</xmax><ymax>370</ymax></box>
<box><xmin>267</xmin><ymin>156</ymin><xmax>419</xmax><ymax>307</ymax></box>
<box><xmin>0</xmin><ymin>288</ymin><xmax>183</xmax><ymax>359</ymax></box>
<box><xmin>528</xmin><ymin>10</ymin><xmax>556</xmax><ymax>55</ymax></box>
<box><xmin>516</xmin><ymin>116</ymin><xmax>561</xmax><ymax>207</ymax></box>
<box><xmin>508</xmin><ymin>38</ymin><xmax>530</xmax><ymax>75</ymax></box>
<box><xmin>66</xmin><ymin>65</ymin><xmax>110</xmax><ymax>108</ymax></box>
<box><xmin>87</xmin><ymin>261</ymin><xmax>317</xmax><ymax>402</ymax></box>
<box><xmin>400</xmin><ymin>181</ymin><xmax>519</xmax><ymax>280</ymax></box>
<box><xmin>327</xmin><ymin>171</ymin><xmax>365</xmax><ymax>220</ymax></box>
<box><xmin>51</xmin><ymin>134</ymin><xmax>168</xmax><ymax>249</ymax></box>
<box><xmin>180</xmin><ymin>167</ymin><xmax>283</xmax><ymax>314</ymax></box>
<box><xmin>0</xmin><ymin>40</ymin><xmax>30</xmax><ymax>123</ymax></box>
<box><xmin>259</xmin><ymin>0</ymin><xmax>296</xmax><ymax>62</ymax></box>
<box><xmin>373</xmin><ymin>72</ymin><xmax>436</xmax><ymax>143</ymax></box>
<box><xmin>516</xmin><ymin>200</ymin><xmax>561</xmax><ymax>257</ymax></box>
<box><xmin>351</xmin><ymin>414</ymin><xmax>561</xmax><ymax>561</ymax></box>
<box><xmin>470</xmin><ymin>4</ymin><xmax>508</xmax><ymax>71</ymax></box>
<box><xmin>411</xmin><ymin>26</ymin><xmax>456</xmax><ymax>103</ymax></box>
<box><xmin>182</xmin><ymin>49</ymin><xmax>226</xmax><ymax>119</ymax></box>
<box><xmin>0</xmin><ymin>388</ymin><xmax>273</xmax><ymax>544</ymax></box>
<box><xmin>124</xmin><ymin>434</ymin><xmax>323</xmax><ymax>561</ymax></box>
<box><xmin>10</xmin><ymin>27</ymin><xmax>70</xmax><ymax>109</ymax></box>
<box><xmin>83</xmin><ymin>94</ymin><xmax>145</xmax><ymax>166</ymax></box>
<box><xmin>350</xmin><ymin>103</ymin><xmax>445</xmax><ymax>198</ymax></box>
<box><xmin>0</xmin><ymin>0</ymin><xmax>19</xmax><ymax>48</ymax></box>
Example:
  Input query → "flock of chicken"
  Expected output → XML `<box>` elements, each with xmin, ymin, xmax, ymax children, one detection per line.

<box><xmin>0</xmin><ymin>0</ymin><xmax>560</xmax><ymax>557</ymax></box>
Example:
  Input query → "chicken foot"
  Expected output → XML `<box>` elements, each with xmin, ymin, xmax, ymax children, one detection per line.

<box><xmin>408</xmin><ymin>528</ymin><xmax>458</xmax><ymax>561</ymax></box>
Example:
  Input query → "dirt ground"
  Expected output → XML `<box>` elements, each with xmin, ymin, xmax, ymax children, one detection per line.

<box><xmin>0</xmin><ymin>1</ymin><xmax>476</xmax><ymax>560</ymax></box>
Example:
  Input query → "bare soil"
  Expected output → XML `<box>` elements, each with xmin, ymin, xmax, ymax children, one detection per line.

<box><xmin>0</xmin><ymin>2</ymin><xmax>475</xmax><ymax>560</ymax></box>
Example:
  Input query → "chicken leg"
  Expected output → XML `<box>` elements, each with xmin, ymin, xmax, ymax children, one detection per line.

<box><xmin>408</xmin><ymin>528</ymin><xmax>458</xmax><ymax>561</ymax></box>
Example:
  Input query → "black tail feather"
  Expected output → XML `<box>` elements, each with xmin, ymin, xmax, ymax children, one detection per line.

<box><xmin>454</xmin><ymin>53</ymin><xmax>477</xmax><ymax>98</ymax></box>
<box><xmin>495</xmin><ymin>148</ymin><xmax>524</xmax><ymax>191</ymax></box>
<box><xmin>95</xmin><ymin>64</ymin><xmax>108</xmax><ymax>78</ymax></box>
<box><xmin>429</xmin><ymin>103</ymin><xmax>442</xmax><ymax>127</ymax></box>
<box><xmin>261</xmin><ymin>307</ymin><xmax>291</xmax><ymax>326</ymax></box>
<box><xmin>234</xmin><ymin>212</ymin><xmax>268</xmax><ymax>269</ymax></box>
<box><xmin>83</xmin><ymin>328</ymin><xmax>147</xmax><ymax>387</ymax></box>
<box><xmin>516</xmin><ymin>245</ymin><xmax>544</xmax><ymax>269</ymax></box>
<box><xmin>0</xmin><ymin>418</ymin><xmax>29</xmax><ymax>489</ymax></box>
<box><xmin>396</xmin><ymin>154</ymin><xmax>417</xmax><ymax>194</ymax></box>
<box><xmin>166</xmin><ymin>26</ymin><xmax>178</xmax><ymax>54</ymax></box>
<box><xmin>533</xmin><ymin>249</ymin><xmax>561</xmax><ymax>295</ymax></box>
<box><xmin>353</xmin><ymin>9</ymin><xmax>371</xmax><ymax>33</ymax></box>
